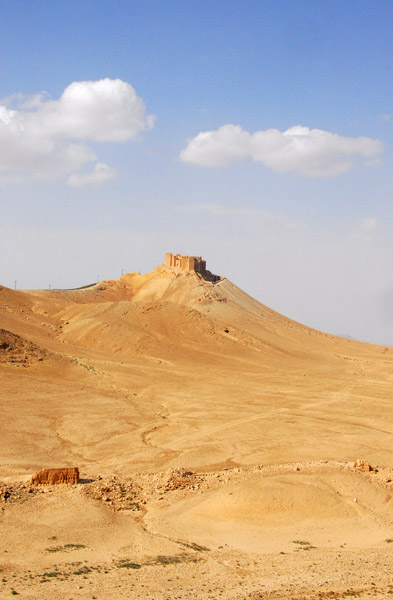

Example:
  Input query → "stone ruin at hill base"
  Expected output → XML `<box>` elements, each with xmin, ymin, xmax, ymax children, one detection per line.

<box><xmin>31</xmin><ymin>467</ymin><xmax>79</xmax><ymax>485</ymax></box>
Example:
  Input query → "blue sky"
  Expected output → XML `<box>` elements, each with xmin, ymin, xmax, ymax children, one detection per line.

<box><xmin>1</xmin><ymin>0</ymin><xmax>392</xmax><ymax>344</ymax></box>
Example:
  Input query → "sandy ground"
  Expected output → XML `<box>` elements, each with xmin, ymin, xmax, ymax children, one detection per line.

<box><xmin>1</xmin><ymin>263</ymin><xmax>393</xmax><ymax>598</ymax></box>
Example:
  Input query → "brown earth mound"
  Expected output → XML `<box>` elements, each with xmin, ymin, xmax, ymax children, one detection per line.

<box><xmin>0</xmin><ymin>328</ymin><xmax>48</xmax><ymax>365</ymax></box>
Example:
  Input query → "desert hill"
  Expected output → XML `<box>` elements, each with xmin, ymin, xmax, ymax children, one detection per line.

<box><xmin>1</xmin><ymin>260</ymin><xmax>392</xmax><ymax>474</ymax></box>
<box><xmin>1</xmin><ymin>258</ymin><xmax>393</xmax><ymax>599</ymax></box>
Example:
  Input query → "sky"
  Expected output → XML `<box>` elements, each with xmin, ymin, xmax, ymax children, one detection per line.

<box><xmin>0</xmin><ymin>0</ymin><xmax>392</xmax><ymax>345</ymax></box>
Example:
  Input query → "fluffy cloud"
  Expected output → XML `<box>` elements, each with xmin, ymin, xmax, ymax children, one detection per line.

<box><xmin>180</xmin><ymin>124</ymin><xmax>382</xmax><ymax>177</ymax></box>
<box><xmin>0</xmin><ymin>79</ymin><xmax>154</xmax><ymax>186</ymax></box>
<box><xmin>67</xmin><ymin>162</ymin><xmax>117</xmax><ymax>188</ymax></box>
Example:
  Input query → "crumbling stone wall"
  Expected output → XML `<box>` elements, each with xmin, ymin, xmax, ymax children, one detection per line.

<box><xmin>31</xmin><ymin>467</ymin><xmax>79</xmax><ymax>485</ymax></box>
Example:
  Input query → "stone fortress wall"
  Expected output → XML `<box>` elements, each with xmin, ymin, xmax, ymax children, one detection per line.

<box><xmin>164</xmin><ymin>253</ymin><xmax>221</xmax><ymax>282</ymax></box>
<box><xmin>165</xmin><ymin>253</ymin><xmax>207</xmax><ymax>275</ymax></box>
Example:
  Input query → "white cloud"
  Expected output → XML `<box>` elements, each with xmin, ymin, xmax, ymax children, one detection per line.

<box><xmin>0</xmin><ymin>106</ymin><xmax>16</xmax><ymax>125</ymax></box>
<box><xmin>67</xmin><ymin>162</ymin><xmax>117</xmax><ymax>188</ymax></box>
<box><xmin>180</xmin><ymin>125</ymin><xmax>252</xmax><ymax>167</ymax></box>
<box><xmin>180</xmin><ymin>124</ymin><xmax>382</xmax><ymax>177</ymax></box>
<box><xmin>0</xmin><ymin>78</ymin><xmax>154</xmax><ymax>186</ymax></box>
<box><xmin>24</xmin><ymin>79</ymin><xmax>155</xmax><ymax>142</ymax></box>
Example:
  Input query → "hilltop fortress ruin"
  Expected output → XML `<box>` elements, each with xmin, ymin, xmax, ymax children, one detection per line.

<box><xmin>165</xmin><ymin>253</ymin><xmax>206</xmax><ymax>274</ymax></box>
<box><xmin>165</xmin><ymin>253</ymin><xmax>220</xmax><ymax>282</ymax></box>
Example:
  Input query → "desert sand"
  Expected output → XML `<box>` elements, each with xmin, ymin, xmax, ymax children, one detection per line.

<box><xmin>1</xmin><ymin>260</ymin><xmax>393</xmax><ymax>599</ymax></box>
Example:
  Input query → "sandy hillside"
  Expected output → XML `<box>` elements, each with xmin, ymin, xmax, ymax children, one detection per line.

<box><xmin>1</xmin><ymin>261</ymin><xmax>393</xmax><ymax>599</ymax></box>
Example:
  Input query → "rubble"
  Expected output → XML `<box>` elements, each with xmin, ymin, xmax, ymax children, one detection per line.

<box><xmin>85</xmin><ymin>477</ymin><xmax>143</xmax><ymax>511</ymax></box>
<box><xmin>83</xmin><ymin>468</ymin><xmax>205</xmax><ymax>511</ymax></box>
<box><xmin>0</xmin><ymin>482</ymin><xmax>36</xmax><ymax>506</ymax></box>
<box><xmin>353</xmin><ymin>459</ymin><xmax>372</xmax><ymax>472</ymax></box>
